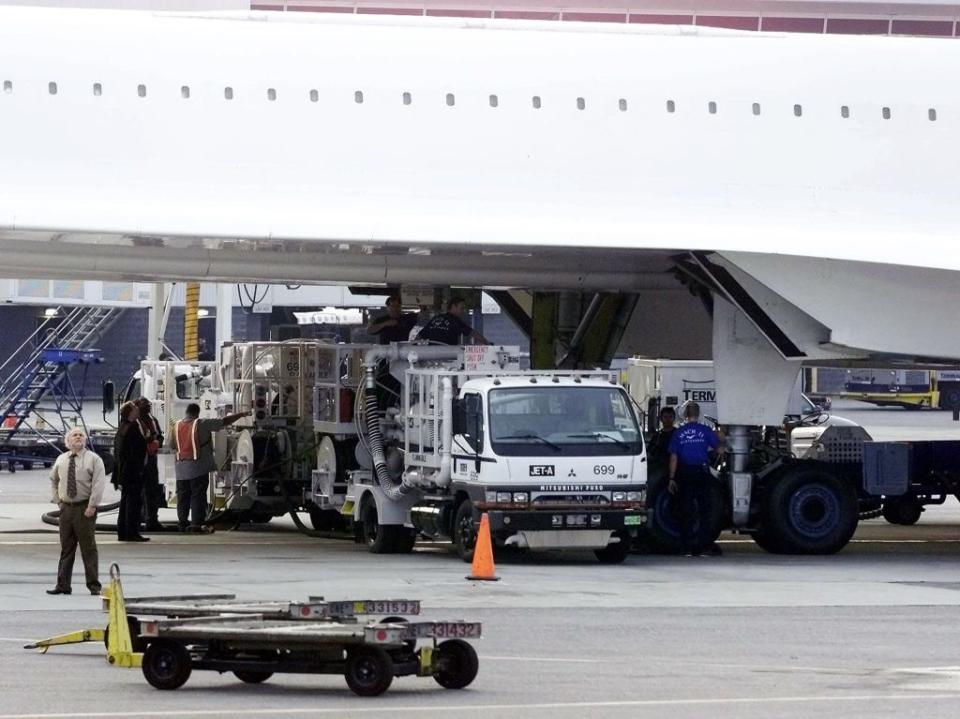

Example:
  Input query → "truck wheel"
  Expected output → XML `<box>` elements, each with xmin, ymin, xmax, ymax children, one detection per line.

<box><xmin>882</xmin><ymin>497</ymin><xmax>923</xmax><ymax>526</ymax></box>
<box><xmin>644</xmin><ymin>477</ymin><xmax>725</xmax><ymax>554</ymax></box>
<box><xmin>233</xmin><ymin>670</ymin><xmax>273</xmax><ymax>684</ymax></box>
<box><xmin>142</xmin><ymin>639</ymin><xmax>192</xmax><ymax>690</ymax></box>
<box><xmin>453</xmin><ymin>500</ymin><xmax>478</xmax><ymax>563</ymax></box>
<box><xmin>309</xmin><ymin>508</ymin><xmax>345</xmax><ymax>532</ymax></box>
<box><xmin>433</xmin><ymin>639</ymin><xmax>479</xmax><ymax>690</ymax></box>
<box><xmin>395</xmin><ymin>527</ymin><xmax>417</xmax><ymax>554</ymax></box>
<box><xmin>749</xmin><ymin>529</ymin><xmax>784</xmax><ymax>554</ymax></box>
<box><xmin>345</xmin><ymin>646</ymin><xmax>394</xmax><ymax>697</ymax></box>
<box><xmin>361</xmin><ymin>500</ymin><xmax>388</xmax><ymax>553</ymax></box>
<box><xmin>360</xmin><ymin>499</ymin><xmax>411</xmax><ymax>554</ymax></box>
<box><xmin>594</xmin><ymin>531</ymin><xmax>630</xmax><ymax>564</ymax></box>
<box><xmin>104</xmin><ymin>616</ymin><xmax>146</xmax><ymax>653</ymax></box>
<box><xmin>379</xmin><ymin>616</ymin><xmax>417</xmax><ymax>654</ymax></box>
<box><xmin>939</xmin><ymin>383</ymin><xmax>960</xmax><ymax>412</ymax></box>
<box><xmin>762</xmin><ymin>467</ymin><xmax>858</xmax><ymax>555</ymax></box>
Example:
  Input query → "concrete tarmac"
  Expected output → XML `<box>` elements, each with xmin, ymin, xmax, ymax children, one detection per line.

<box><xmin>0</xmin><ymin>402</ymin><xmax>958</xmax><ymax>718</ymax></box>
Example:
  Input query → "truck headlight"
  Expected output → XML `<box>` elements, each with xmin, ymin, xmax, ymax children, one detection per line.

<box><xmin>612</xmin><ymin>491</ymin><xmax>626</xmax><ymax>502</ymax></box>
<box><xmin>627</xmin><ymin>492</ymin><xmax>641</xmax><ymax>502</ymax></box>
<box><xmin>496</xmin><ymin>492</ymin><xmax>512</xmax><ymax>503</ymax></box>
<box><xmin>513</xmin><ymin>492</ymin><xmax>529</xmax><ymax>504</ymax></box>
<box><xmin>485</xmin><ymin>491</ymin><xmax>498</xmax><ymax>504</ymax></box>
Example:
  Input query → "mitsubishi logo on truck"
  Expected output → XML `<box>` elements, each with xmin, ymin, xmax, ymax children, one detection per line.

<box><xmin>529</xmin><ymin>465</ymin><xmax>555</xmax><ymax>477</ymax></box>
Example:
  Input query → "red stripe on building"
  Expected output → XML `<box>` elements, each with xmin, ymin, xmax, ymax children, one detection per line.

<box><xmin>494</xmin><ymin>10</ymin><xmax>561</xmax><ymax>20</ymax></box>
<box><xmin>826</xmin><ymin>18</ymin><xmax>890</xmax><ymax>34</ymax></box>
<box><xmin>696</xmin><ymin>15</ymin><xmax>760</xmax><ymax>31</ymax></box>
<box><xmin>425</xmin><ymin>8</ymin><xmax>492</xmax><ymax>17</ymax></box>
<box><xmin>629</xmin><ymin>14</ymin><xmax>693</xmax><ymax>25</ymax></box>
<box><xmin>358</xmin><ymin>6</ymin><xmax>424</xmax><ymax>14</ymax></box>
<box><xmin>288</xmin><ymin>5</ymin><xmax>355</xmax><ymax>12</ymax></box>
<box><xmin>890</xmin><ymin>19</ymin><xmax>954</xmax><ymax>36</ymax></box>
<box><xmin>563</xmin><ymin>12</ymin><xmax>627</xmax><ymax>23</ymax></box>
<box><xmin>760</xmin><ymin>16</ymin><xmax>824</xmax><ymax>33</ymax></box>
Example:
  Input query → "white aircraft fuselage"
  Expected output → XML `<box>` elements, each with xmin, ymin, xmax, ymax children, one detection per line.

<box><xmin>1</xmin><ymin>6</ymin><xmax>959</xmax><ymax>369</ymax></box>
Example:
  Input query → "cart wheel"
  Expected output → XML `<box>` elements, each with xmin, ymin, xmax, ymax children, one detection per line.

<box><xmin>433</xmin><ymin>639</ymin><xmax>479</xmax><ymax>690</ymax></box>
<box><xmin>380</xmin><ymin>616</ymin><xmax>416</xmax><ymax>654</ymax></box>
<box><xmin>103</xmin><ymin>616</ymin><xmax>146</xmax><ymax>653</ymax></box>
<box><xmin>233</xmin><ymin>670</ymin><xmax>273</xmax><ymax>684</ymax></box>
<box><xmin>344</xmin><ymin>646</ymin><xmax>394</xmax><ymax>697</ymax></box>
<box><xmin>142</xmin><ymin>639</ymin><xmax>192</xmax><ymax>690</ymax></box>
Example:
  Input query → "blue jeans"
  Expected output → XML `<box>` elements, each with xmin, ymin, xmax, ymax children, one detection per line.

<box><xmin>176</xmin><ymin>474</ymin><xmax>209</xmax><ymax>529</ymax></box>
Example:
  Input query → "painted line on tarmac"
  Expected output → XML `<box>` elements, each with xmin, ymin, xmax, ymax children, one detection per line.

<box><xmin>0</xmin><ymin>540</ymin><xmax>315</xmax><ymax>546</ymax></box>
<box><xmin>1</xmin><ymin>694</ymin><xmax>960</xmax><ymax>718</ymax></box>
<box><xmin>483</xmin><ymin>654</ymin><xmax>608</xmax><ymax>664</ymax></box>
<box><xmin>484</xmin><ymin>654</ymin><xmax>893</xmax><ymax>676</ymax></box>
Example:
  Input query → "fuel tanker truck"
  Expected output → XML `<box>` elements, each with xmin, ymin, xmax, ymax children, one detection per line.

<box><xmin>125</xmin><ymin>340</ymin><xmax>647</xmax><ymax>563</ymax></box>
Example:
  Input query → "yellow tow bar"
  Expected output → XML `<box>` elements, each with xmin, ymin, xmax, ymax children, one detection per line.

<box><xmin>24</xmin><ymin>563</ymin><xmax>142</xmax><ymax>668</ymax></box>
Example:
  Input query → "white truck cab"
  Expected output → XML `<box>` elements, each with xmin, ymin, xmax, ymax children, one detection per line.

<box><xmin>447</xmin><ymin>374</ymin><xmax>647</xmax><ymax>556</ymax></box>
<box><xmin>345</xmin><ymin>351</ymin><xmax>647</xmax><ymax>564</ymax></box>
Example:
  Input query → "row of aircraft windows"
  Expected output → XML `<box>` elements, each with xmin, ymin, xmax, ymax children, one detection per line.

<box><xmin>0</xmin><ymin>80</ymin><xmax>940</xmax><ymax>120</ymax></box>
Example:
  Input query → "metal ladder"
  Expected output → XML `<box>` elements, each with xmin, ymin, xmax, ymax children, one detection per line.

<box><xmin>0</xmin><ymin>306</ymin><xmax>124</xmax><ymax>443</ymax></box>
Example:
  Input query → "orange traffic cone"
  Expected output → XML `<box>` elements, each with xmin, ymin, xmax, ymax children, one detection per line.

<box><xmin>466</xmin><ymin>513</ymin><xmax>500</xmax><ymax>581</ymax></box>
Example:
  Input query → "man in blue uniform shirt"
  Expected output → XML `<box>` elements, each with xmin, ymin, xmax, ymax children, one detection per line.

<box><xmin>668</xmin><ymin>402</ymin><xmax>723</xmax><ymax>556</ymax></box>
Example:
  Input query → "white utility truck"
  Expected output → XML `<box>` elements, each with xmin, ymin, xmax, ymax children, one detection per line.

<box><xmin>338</xmin><ymin>343</ymin><xmax>647</xmax><ymax>563</ymax></box>
<box><xmin>121</xmin><ymin>341</ymin><xmax>647</xmax><ymax>562</ymax></box>
<box><xmin>118</xmin><ymin>360</ymin><xmax>225</xmax><ymax>496</ymax></box>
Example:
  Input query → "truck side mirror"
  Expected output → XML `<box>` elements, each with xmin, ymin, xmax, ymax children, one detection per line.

<box><xmin>102</xmin><ymin>381</ymin><xmax>116</xmax><ymax>416</ymax></box>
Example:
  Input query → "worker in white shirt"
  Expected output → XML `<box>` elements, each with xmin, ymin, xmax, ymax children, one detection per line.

<box><xmin>47</xmin><ymin>427</ymin><xmax>107</xmax><ymax>595</ymax></box>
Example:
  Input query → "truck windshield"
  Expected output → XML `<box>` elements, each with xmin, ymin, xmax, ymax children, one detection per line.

<box><xmin>489</xmin><ymin>386</ymin><xmax>642</xmax><ymax>457</ymax></box>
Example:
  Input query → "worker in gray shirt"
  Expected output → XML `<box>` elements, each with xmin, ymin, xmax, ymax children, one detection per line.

<box><xmin>171</xmin><ymin>403</ymin><xmax>250</xmax><ymax>533</ymax></box>
<box><xmin>48</xmin><ymin>427</ymin><xmax>107</xmax><ymax>595</ymax></box>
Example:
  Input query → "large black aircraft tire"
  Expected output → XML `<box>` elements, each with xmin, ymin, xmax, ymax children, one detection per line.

<box><xmin>749</xmin><ymin>529</ymin><xmax>785</xmax><ymax>554</ymax></box>
<box><xmin>644</xmin><ymin>476</ymin><xmax>726</xmax><ymax>554</ymax></box>
<box><xmin>761</xmin><ymin>466</ymin><xmax>858</xmax><ymax>555</ymax></box>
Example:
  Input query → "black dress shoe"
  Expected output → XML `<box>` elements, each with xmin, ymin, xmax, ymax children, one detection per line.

<box><xmin>46</xmin><ymin>588</ymin><xmax>71</xmax><ymax>595</ymax></box>
<box><xmin>90</xmin><ymin>588</ymin><xmax>102</xmax><ymax>595</ymax></box>
<box><xmin>129</xmin><ymin>535</ymin><xmax>150</xmax><ymax>542</ymax></box>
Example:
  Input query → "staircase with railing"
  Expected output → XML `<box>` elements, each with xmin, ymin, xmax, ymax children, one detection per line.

<box><xmin>0</xmin><ymin>307</ymin><xmax>124</xmax><ymax>462</ymax></box>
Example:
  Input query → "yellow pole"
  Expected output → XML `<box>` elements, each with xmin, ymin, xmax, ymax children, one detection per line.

<box><xmin>184</xmin><ymin>282</ymin><xmax>200</xmax><ymax>361</ymax></box>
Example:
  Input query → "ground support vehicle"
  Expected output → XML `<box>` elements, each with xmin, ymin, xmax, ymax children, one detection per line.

<box><xmin>26</xmin><ymin>565</ymin><xmax>478</xmax><ymax>697</ymax></box>
<box><xmin>120</xmin><ymin>345</ymin><xmax>336</xmax><ymax>526</ymax></box>
<box><xmin>625</xmin><ymin>358</ymin><xmax>960</xmax><ymax>553</ymax></box>
<box><xmin>118</xmin><ymin>359</ymin><xmax>225</xmax><ymax>504</ymax></box>
<box><xmin>137</xmin><ymin>612</ymin><xmax>480</xmax><ymax>695</ymax></box>
<box><xmin>119</xmin><ymin>594</ymin><xmax>478</xmax><ymax>696</ymax></box>
<box><xmin>120</xmin><ymin>342</ymin><xmax>647</xmax><ymax>554</ymax></box>
<box><xmin>840</xmin><ymin>370</ymin><xmax>960</xmax><ymax>412</ymax></box>
<box><xmin>341</xmin><ymin>344</ymin><xmax>647</xmax><ymax>563</ymax></box>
